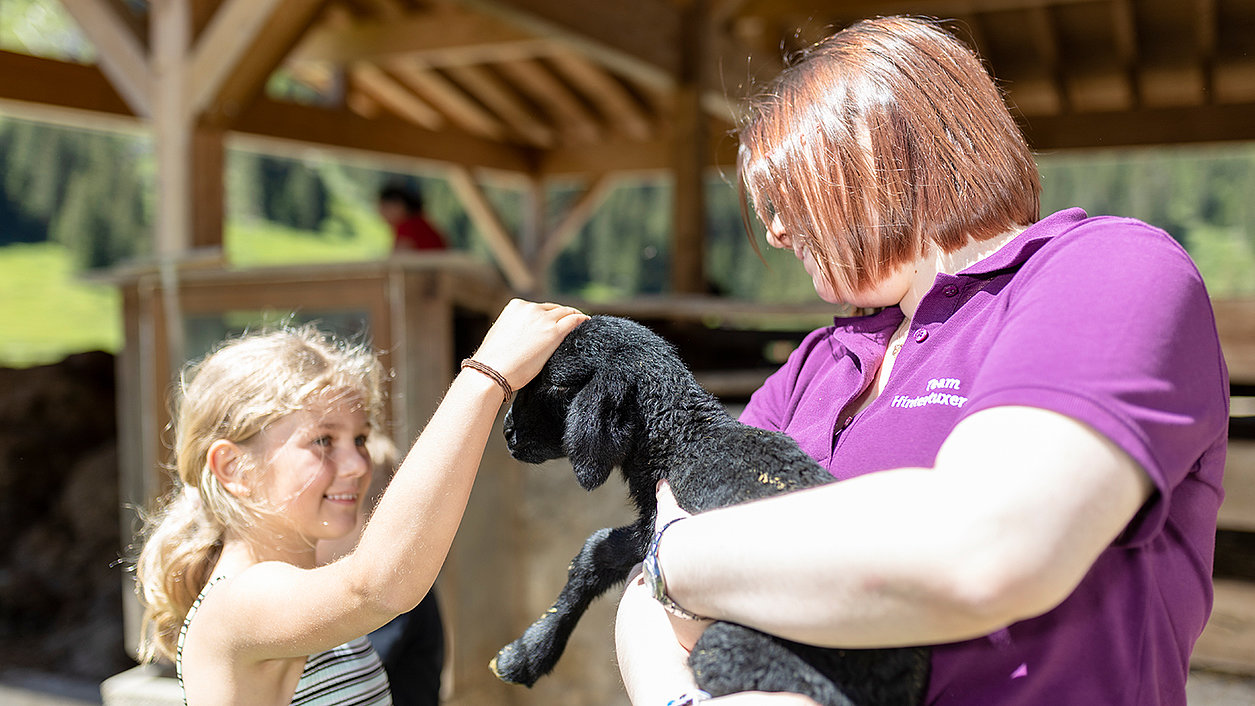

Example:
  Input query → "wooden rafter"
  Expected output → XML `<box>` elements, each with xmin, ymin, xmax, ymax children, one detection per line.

<box><xmin>497</xmin><ymin>58</ymin><xmax>601</xmax><ymax>143</ymax></box>
<box><xmin>234</xmin><ymin>95</ymin><xmax>534</xmax><ymax>174</ymax></box>
<box><xmin>444</xmin><ymin>63</ymin><xmax>558</xmax><ymax>146</ymax></box>
<box><xmin>349</xmin><ymin>62</ymin><xmax>445</xmax><ymax>129</ymax></box>
<box><xmin>291</xmin><ymin>8</ymin><xmax>548</xmax><ymax>66</ymax></box>
<box><xmin>548</xmin><ymin>52</ymin><xmax>653</xmax><ymax>140</ymax></box>
<box><xmin>0</xmin><ymin>49</ymin><xmax>133</xmax><ymax>120</ymax></box>
<box><xmin>200</xmin><ymin>0</ymin><xmax>327</xmax><ymax>128</ymax></box>
<box><xmin>346</xmin><ymin>89</ymin><xmax>383</xmax><ymax>118</ymax></box>
<box><xmin>459</xmin><ymin>0</ymin><xmax>683</xmax><ymax>89</ymax></box>
<box><xmin>385</xmin><ymin>58</ymin><xmax>508</xmax><ymax>139</ymax></box>
<box><xmin>60</xmin><ymin>0</ymin><xmax>152</xmax><ymax>116</ymax></box>
<box><xmin>1020</xmin><ymin>100</ymin><xmax>1255</xmax><ymax>150</ymax></box>
<box><xmin>187</xmin><ymin>0</ymin><xmax>286</xmax><ymax>118</ymax></box>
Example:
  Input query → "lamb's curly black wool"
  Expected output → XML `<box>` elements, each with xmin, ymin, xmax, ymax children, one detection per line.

<box><xmin>490</xmin><ymin>315</ymin><xmax>928</xmax><ymax>705</ymax></box>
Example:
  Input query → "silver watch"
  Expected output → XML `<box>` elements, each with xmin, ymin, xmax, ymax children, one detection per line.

<box><xmin>643</xmin><ymin>517</ymin><xmax>708</xmax><ymax>621</ymax></box>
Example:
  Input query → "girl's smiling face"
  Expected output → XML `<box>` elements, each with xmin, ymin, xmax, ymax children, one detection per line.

<box><xmin>252</xmin><ymin>397</ymin><xmax>373</xmax><ymax>547</ymax></box>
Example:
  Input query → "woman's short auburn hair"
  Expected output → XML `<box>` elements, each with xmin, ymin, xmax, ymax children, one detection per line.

<box><xmin>738</xmin><ymin>16</ymin><xmax>1041</xmax><ymax>296</ymax></box>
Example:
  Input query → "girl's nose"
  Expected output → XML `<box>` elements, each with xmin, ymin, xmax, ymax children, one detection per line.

<box><xmin>765</xmin><ymin>213</ymin><xmax>791</xmax><ymax>249</ymax></box>
<box><xmin>339</xmin><ymin>446</ymin><xmax>371</xmax><ymax>479</ymax></box>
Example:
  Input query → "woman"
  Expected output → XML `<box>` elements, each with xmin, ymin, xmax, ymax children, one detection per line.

<box><xmin>616</xmin><ymin>16</ymin><xmax>1229</xmax><ymax>706</ymax></box>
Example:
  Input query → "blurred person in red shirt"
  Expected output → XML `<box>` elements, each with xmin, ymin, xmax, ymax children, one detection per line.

<box><xmin>378</xmin><ymin>182</ymin><xmax>447</xmax><ymax>252</ymax></box>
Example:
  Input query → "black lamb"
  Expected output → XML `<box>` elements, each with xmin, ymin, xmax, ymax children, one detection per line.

<box><xmin>490</xmin><ymin>315</ymin><xmax>929</xmax><ymax>705</ymax></box>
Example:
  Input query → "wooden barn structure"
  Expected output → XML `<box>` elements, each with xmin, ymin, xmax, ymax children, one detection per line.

<box><xmin>1</xmin><ymin>1</ymin><xmax>1254</xmax><ymax>703</ymax></box>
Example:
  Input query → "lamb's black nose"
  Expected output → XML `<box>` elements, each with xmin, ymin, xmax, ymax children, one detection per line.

<box><xmin>503</xmin><ymin>410</ymin><xmax>518</xmax><ymax>449</ymax></box>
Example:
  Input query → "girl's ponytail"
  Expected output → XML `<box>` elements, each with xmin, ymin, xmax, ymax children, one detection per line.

<box><xmin>134</xmin><ymin>485</ymin><xmax>223</xmax><ymax>662</ymax></box>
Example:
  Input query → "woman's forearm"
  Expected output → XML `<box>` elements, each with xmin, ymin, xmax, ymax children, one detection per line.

<box><xmin>659</xmin><ymin>468</ymin><xmax>999</xmax><ymax>648</ymax></box>
<box><xmin>616</xmin><ymin>566</ymin><xmax>703</xmax><ymax>705</ymax></box>
<box><xmin>658</xmin><ymin>408</ymin><xmax>1151</xmax><ymax>648</ymax></box>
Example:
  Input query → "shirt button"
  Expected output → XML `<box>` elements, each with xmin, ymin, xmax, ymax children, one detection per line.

<box><xmin>942</xmin><ymin>284</ymin><xmax>959</xmax><ymax>297</ymax></box>
<box><xmin>914</xmin><ymin>329</ymin><xmax>929</xmax><ymax>343</ymax></box>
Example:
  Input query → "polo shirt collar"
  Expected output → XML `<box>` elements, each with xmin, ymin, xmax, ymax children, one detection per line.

<box><xmin>959</xmin><ymin>207</ymin><xmax>1088</xmax><ymax>276</ymax></box>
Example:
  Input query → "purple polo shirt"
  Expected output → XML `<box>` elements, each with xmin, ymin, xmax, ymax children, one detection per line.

<box><xmin>740</xmin><ymin>209</ymin><xmax>1229</xmax><ymax>705</ymax></box>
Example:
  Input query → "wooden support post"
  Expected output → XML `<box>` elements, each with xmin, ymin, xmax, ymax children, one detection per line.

<box><xmin>447</xmin><ymin>166</ymin><xmax>538</xmax><ymax>293</ymax></box>
<box><xmin>534</xmin><ymin>173</ymin><xmax>615</xmax><ymax>273</ymax></box>
<box><xmin>191</xmin><ymin>125</ymin><xmax>226</xmax><ymax>250</ymax></box>
<box><xmin>151</xmin><ymin>0</ymin><xmax>194</xmax><ymax>368</ymax></box>
<box><xmin>670</xmin><ymin>0</ymin><xmax>708</xmax><ymax>295</ymax></box>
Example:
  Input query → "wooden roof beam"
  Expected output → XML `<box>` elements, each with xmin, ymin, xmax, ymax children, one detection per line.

<box><xmin>496</xmin><ymin>58</ymin><xmax>602</xmax><ymax>143</ymax></box>
<box><xmin>1020</xmin><ymin>101</ymin><xmax>1255</xmax><ymax>150</ymax></box>
<box><xmin>291</xmin><ymin>8</ymin><xmax>550</xmax><ymax>66</ymax></box>
<box><xmin>0</xmin><ymin>49</ymin><xmax>134</xmax><ymax>124</ymax></box>
<box><xmin>444</xmin><ymin>63</ymin><xmax>558</xmax><ymax>146</ymax></box>
<box><xmin>349</xmin><ymin>63</ymin><xmax>445</xmax><ymax>129</ymax></box>
<box><xmin>233</xmin><ymin>95</ymin><xmax>536</xmax><ymax>174</ymax></box>
<box><xmin>535</xmin><ymin>116</ymin><xmax>738</xmax><ymax>176</ymax></box>
<box><xmin>60</xmin><ymin>0</ymin><xmax>152</xmax><ymax>116</ymax></box>
<box><xmin>200</xmin><ymin>0</ymin><xmax>327</xmax><ymax>127</ymax></box>
<box><xmin>187</xmin><ymin>0</ymin><xmax>286</xmax><ymax>119</ymax></box>
<box><xmin>458</xmin><ymin>0</ymin><xmax>681</xmax><ymax>89</ymax></box>
<box><xmin>548</xmin><ymin>52</ymin><xmax>653</xmax><ymax>140</ymax></box>
<box><xmin>385</xmin><ymin>58</ymin><xmax>509</xmax><ymax>140</ymax></box>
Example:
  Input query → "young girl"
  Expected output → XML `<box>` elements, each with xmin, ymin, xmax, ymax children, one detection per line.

<box><xmin>135</xmin><ymin>299</ymin><xmax>586</xmax><ymax>704</ymax></box>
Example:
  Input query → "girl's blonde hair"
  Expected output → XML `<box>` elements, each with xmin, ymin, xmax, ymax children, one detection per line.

<box><xmin>133</xmin><ymin>325</ymin><xmax>385</xmax><ymax>663</ymax></box>
<box><xmin>738</xmin><ymin>16</ymin><xmax>1042</xmax><ymax>297</ymax></box>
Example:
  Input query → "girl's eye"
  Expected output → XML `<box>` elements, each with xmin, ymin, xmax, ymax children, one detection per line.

<box><xmin>354</xmin><ymin>435</ymin><xmax>368</xmax><ymax>447</ymax></box>
<box><xmin>313</xmin><ymin>435</ymin><xmax>332</xmax><ymax>447</ymax></box>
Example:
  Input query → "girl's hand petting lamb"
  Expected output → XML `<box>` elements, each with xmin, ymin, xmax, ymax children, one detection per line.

<box><xmin>471</xmin><ymin>299</ymin><xmax>588</xmax><ymax>391</ymax></box>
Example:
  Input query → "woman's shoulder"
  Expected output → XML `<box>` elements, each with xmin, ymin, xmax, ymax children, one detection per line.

<box><xmin>1015</xmin><ymin>211</ymin><xmax>1208</xmax><ymax>304</ymax></box>
<box><xmin>1041</xmin><ymin>211</ymin><xmax>1199</xmax><ymax>274</ymax></box>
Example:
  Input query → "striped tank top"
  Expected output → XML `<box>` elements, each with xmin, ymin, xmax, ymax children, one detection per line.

<box><xmin>177</xmin><ymin>576</ymin><xmax>392</xmax><ymax>705</ymax></box>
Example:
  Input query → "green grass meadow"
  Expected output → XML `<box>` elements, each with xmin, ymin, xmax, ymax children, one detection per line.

<box><xmin>0</xmin><ymin>218</ymin><xmax>393</xmax><ymax>368</ymax></box>
<box><xmin>0</xmin><ymin>242</ymin><xmax>121</xmax><ymax>367</ymax></box>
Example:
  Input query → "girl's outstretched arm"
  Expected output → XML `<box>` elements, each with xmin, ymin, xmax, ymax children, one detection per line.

<box><xmin>202</xmin><ymin>300</ymin><xmax>586</xmax><ymax>662</ymax></box>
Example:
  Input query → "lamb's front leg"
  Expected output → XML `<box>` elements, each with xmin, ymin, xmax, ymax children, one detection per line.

<box><xmin>492</xmin><ymin>520</ymin><xmax>651</xmax><ymax>686</ymax></box>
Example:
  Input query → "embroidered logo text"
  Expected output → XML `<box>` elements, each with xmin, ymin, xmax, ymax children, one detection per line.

<box><xmin>890</xmin><ymin>377</ymin><xmax>968</xmax><ymax>409</ymax></box>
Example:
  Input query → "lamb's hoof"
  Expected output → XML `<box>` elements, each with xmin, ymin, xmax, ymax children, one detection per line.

<box><xmin>490</xmin><ymin>642</ymin><xmax>542</xmax><ymax>687</ymax></box>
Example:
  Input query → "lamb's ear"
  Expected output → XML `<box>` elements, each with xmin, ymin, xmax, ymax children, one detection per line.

<box><xmin>564</xmin><ymin>368</ymin><xmax>637</xmax><ymax>491</ymax></box>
